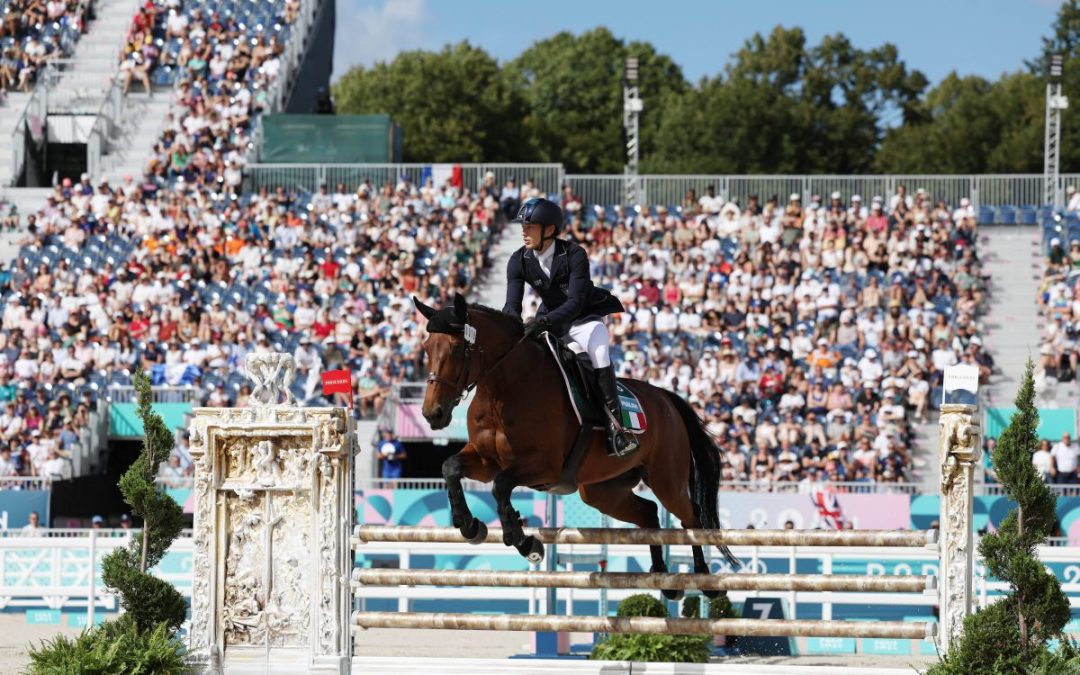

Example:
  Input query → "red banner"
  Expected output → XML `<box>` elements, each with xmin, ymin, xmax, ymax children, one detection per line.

<box><xmin>321</xmin><ymin>369</ymin><xmax>353</xmax><ymax>408</ymax></box>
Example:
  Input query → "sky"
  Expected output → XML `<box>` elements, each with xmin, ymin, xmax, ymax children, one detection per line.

<box><xmin>332</xmin><ymin>0</ymin><xmax>1063</xmax><ymax>86</ymax></box>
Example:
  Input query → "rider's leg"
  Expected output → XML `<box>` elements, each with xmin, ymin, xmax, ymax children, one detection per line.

<box><xmin>568</xmin><ymin>319</ymin><xmax>638</xmax><ymax>456</ymax></box>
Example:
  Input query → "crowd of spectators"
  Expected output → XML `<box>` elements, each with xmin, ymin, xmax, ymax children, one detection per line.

<box><xmin>1037</xmin><ymin>221</ymin><xmax>1080</xmax><ymax>394</ymax></box>
<box><xmin>0</xmin><ymin>0</ymin><xmax>996</xmax><ymax>491</ymax></box>
<box><xmin>524</xmin><ymin>183</ymin><xmax>991</xmax><ymax>487</ymax></box>
<box><xmin>0</xmin><ymin>0</ymin><xmax>89</xmax><ymax>93</ymax></box>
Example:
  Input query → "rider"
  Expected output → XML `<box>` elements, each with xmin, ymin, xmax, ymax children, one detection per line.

<box><xmin>503</xmin><ymin>197</ymin><xmax>639</xmax><ymax>456</ymax></box>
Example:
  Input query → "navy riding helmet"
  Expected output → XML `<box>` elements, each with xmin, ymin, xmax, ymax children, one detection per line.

<box><xmin>511</xmin><ymin>197</ymin><xmax>564</xmax><ymax>231</ymax></box>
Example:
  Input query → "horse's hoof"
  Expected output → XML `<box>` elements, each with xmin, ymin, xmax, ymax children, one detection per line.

<box><xmin>517</xmin><ymin>536</ymin><xmax>544</xmax><ymax>564</ymax></box>
<box><xmin>661</xmin><ymin>588</ymin><xmax>684</xmax><ymax>601</ymax></box>
<box><xmin>463</xmin><ymin>519</ymin><xmax>487</xmax><ymax>545</ymax></box>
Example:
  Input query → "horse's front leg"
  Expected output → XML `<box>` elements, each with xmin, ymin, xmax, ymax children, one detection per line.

<box><xmin>493</xmin><ymin>470</ymin><xmax>544</xmax><ymax>563</ymax></box>
<box><xmin>441</xmin><ymin>444</ymin><xmax>495</xmax><ymax>543</ymax></box>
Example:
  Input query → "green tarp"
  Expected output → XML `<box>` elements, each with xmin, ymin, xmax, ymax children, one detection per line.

<box><xmin>985</xmin><ymin>407</ymin><xmax>1077</xmax><ymax>441</ymax></box>
<box><xmin>110</xmin><ymin>402</ymin><xmax>193</xmax><ymax>437</ymax></box>
<box><xmin>260</xmin><ymin>114</ymin><xmax>397</xmax><ymax>163</ymax></box>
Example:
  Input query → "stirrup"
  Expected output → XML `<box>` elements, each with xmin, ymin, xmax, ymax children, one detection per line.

<box><xmin>606</xmin><ymin>421</ymin><xmax>640</xmax><ymax>457</ymax></box>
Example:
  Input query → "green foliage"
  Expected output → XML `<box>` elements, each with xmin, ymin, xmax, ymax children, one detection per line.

<box><xmin>591</xmin><ymin>593</ymin><xmax>711</xmax><ymax>663</ymax></box>
<box><xmin>333</xmin><ymin>41</ymin><xmax>530</xmax><ymax>163</ymax></box>
<box><xmin>590</xmin><ymin>633</ymin><xmax>712</xmax><ymax>663</ymax></box>
<box><xmin>100</xmin><ymin>369</ymin><xmax>187</xmax><ymax>632</ymax></box>
<box><xmin>504</xmin><ymin>28</ymin><xmax>688</xmax><ymax>173</ymax></box>
<box><xmin>615</xmin><ymin>593</ymin><xmax>669</xmax><ymax>618</ymax></box>
<box><xmin>24</xmin><ymin>616</ymin><xmax>185</xmax><ymax>675</ymax></box>
<box><xmin>929</xmin><ymin>361</ymin><xmax>1070</xmax><ymax>675</ymax></box>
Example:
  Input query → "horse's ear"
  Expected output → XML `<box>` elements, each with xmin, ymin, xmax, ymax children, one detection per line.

<box><xmin>453</xmin><ymin>293</ymin><xmax>468</xmax><ymax>321</ymax></box>
<box><xmin>413</xmin><ymin>295</ymin><xmax>436</xmax><ymax>320</ymax></box>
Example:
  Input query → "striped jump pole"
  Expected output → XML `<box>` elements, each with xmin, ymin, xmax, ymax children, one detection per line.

<box><xmin>351</xmin><ymin>568</ymin><xmax>936</xmax><ymax>594</ymax></box>
<box><xmin>352</xmin><ymin>525</ymin><xmax>937</xmax><ymax>549</ymax></box>
<box><xmin>352</xmin><ymin>612</ymin><xmax>934</xmax><ymax>640</ymax></box>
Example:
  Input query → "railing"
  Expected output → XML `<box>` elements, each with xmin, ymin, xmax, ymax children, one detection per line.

<box><xmin>10</xmin><ymin>83</ymin><xmax>47</xmax><ymax>186</ymax></box>
<box><xmin>106</xmin><ymin>385</ymin><xmax>198</xmax><ymax>404</ymax></box>
<box><xmin>243</xmin><ymin>163</ymin><xmax>566</xmax><ymax>199</ymax></box>
<box><xmin>86</xmin><ymin>70</ymin><xmax>124</xmax><ymax>180</ymax></box>
<box><xmin>562</xmin><ymin>173</ymin><xmax>1080</xmax><ymax>211</ymax></box>
<box><xmin>0</xmin><ymin>476</ymin><xmax>52</xmax><ymax>490</ymax></box>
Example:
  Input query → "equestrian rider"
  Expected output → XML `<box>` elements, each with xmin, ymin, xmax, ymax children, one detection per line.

<box><xmin>502</xmin><ymin>197</ymin><xmax>639</xmax><ymax>456</ymax></box>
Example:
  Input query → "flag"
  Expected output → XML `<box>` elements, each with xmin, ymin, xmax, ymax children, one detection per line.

<box><xmin>321</xmin><ymin>369</ymin><xmax>353</xmax><ymax>408</ymax></box>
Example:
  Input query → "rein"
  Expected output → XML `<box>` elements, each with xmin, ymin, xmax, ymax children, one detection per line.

<box><xmin>427</xmin><ymin>322</ymin><xmax>528</xmax><ymax>407</ymax></box>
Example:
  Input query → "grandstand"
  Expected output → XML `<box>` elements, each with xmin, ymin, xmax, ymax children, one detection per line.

<box><xmin>0</xmin><ymin>0</ymin><xmax>1073</xmax><ymax>523</ymax></box>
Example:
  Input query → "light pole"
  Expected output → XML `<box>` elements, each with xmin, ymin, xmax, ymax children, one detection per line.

<box><xmin>1045</xmin><ymin>54</ymin><xmax>1068</xmax><ymax>209</ymax></box>
<box><xmin>623</xmin><ymin>57</ymin><xmax>643</xmax><ymax>207</ymax></box>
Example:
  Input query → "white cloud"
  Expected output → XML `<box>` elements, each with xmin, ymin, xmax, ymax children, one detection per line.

<box><xmin>333</xmin><ymin>0</ymin><xmax>429</xmax><ymax>81</ymax></box>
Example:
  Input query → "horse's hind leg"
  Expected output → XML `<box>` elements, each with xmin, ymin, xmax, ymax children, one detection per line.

<box><xmin>580</xmin><ymin>471</ymin><xmax>683</xmax><ymax>601</ymax></box>
<box><xmin>442</xmin><ymin>445</ymin><xmax>496</xmax><ymax>544</ymax></box>
<box><xmin>492</xmin><ymin>470</ymin><xmax>544</xmax><ymax>563</ymax></box>
<box><xmin>647</xmin><ymin>466</ymin><xmax>725</xmax><ymax>599</ymax></box>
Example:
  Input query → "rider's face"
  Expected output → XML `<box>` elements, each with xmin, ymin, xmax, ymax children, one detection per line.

<box><xmin>521</xmin><ymin>222</ymin><xmax>554</xmax><ymax>250</ymax></box>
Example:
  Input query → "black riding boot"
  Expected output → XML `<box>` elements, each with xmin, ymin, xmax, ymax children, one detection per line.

<box><xmin>594</xmin><ymin>365</ymin><xmax>639</xmax><ymax>457</ymax></box>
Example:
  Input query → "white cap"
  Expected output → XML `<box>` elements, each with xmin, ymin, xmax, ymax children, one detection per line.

<box><xmin>852</xmin><ymin>194</ymin><xmax>862</xmax><ymax>202</ymax></box>
<box><xmin>830</xmin><ymin>191</ymin><xmax>841</xmax><ymax>200</ymax></box>
<box><xmin>789</xmin><ymin>193</ymin><xmax>801</xmax><ymax>201</ymax></box>
<box><xmin>960</xmin><ymin>197</ymin><xmax>971</xmax><ymax>207</ymax></box>
<box><xmin>865</xmin><ymin>349</ymin><xmax>877</xmax><ymax>358</ymax></box>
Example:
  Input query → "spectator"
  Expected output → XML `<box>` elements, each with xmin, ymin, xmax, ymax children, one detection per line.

<box><xmin>1051</xmin><ymin>433</ymin><xmax>1079</xmax><ymax>484</ymax></box>
<box><xmin>376</xmin><ymin>429</ymin><xmax>405</xmax><ymax>479</ymax></box>
<box><xmin>22</xmin><ymin>510</ymin><xmax>41</xmax><ymax>532</ymax></box>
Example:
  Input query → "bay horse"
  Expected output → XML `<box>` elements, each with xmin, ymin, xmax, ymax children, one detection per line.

<box><xmin>413</xmin><ymin>293</ymin><xmax>738</xmax><ymax>599</ymax></box>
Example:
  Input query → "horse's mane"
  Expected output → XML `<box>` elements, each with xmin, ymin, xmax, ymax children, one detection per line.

<box><xmin>467</xmin><ymin>303</ymin><xmax>524</xmax><ymax>334</ymax></box>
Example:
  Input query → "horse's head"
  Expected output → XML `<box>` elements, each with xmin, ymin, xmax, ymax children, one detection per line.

<box><xmin>413</xmin><ymin>293</ymin><xmax>476</xmax><ymax>430</ymax></box>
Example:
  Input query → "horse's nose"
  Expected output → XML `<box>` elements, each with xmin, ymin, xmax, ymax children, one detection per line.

<box><xmin>426</xmin><ymin>405</ymin><xmax>444</xmax><ymax>423</ymax></box>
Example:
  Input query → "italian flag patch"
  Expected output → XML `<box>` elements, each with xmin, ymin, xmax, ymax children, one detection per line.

<box><xmin>616</xmin><ymin>383</ymin><xmax>647</xmax><ymax>434</ymax></box>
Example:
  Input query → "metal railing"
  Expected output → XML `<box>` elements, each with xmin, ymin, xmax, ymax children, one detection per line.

<box><xmin>86</xmin><ymin>71</ymin><xmax>124</xmax><ymax>180</ymax></box>
<box><xmin>243</xmin><ymin>163</ymin><xmax>566</xmax><ymax>198</ymax></box>
<box><xmin>10</xmin><ymin>83</ymin><xmax>47</xmax><ymax>186</ymax></box>
<box><xmin>106</xmin><ymin>385</ymin><xmax>199</xmax><ymax>404</ymax></box>
<box><xmin>0</xmin><ymin>476</ymin><xmax>52</xmax><ymax>490</ymax></box>
<box><xmin>239</xmin><ymin>168</ymin><xmax>1080</xmax><ymax>211</ymax></box>
<box><xmin>561</xmin><ymin>173</ymin><xmax>1080</xmax><ymax>211</ymax></box>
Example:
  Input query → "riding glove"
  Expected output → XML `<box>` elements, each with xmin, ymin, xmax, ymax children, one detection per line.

<box><xmin>523</xmin><ymin>316</ymin><xmax>550</xmax><ymax>339</ymax></box>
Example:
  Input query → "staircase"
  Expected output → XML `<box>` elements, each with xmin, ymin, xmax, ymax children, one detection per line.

<box><xmin>475</xmin><ymin>224</ymin><xmax>521</xmax><ymax>308</ymax></box>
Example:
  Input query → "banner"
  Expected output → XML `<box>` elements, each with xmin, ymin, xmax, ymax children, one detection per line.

<box><xmin>0</xmin><ymin>490</ymin><xmax>50</xmax><ymax>529</ymax></box>
<box><xmin>321</xmin><ymin>370</ymin><xmax>354</xmax><ymax>407</ymax></box>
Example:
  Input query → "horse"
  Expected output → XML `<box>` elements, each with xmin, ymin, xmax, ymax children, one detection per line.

<box><xmin>413</xmin><ymin>293</ymin><xmax>738</xmax><ymax>599</ymax></box>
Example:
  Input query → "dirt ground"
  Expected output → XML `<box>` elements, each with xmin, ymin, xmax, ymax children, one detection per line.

<box><xmin>2</xmin><ymin>619</ymin><xmax>938</xmax><ymax>672</ymax></box>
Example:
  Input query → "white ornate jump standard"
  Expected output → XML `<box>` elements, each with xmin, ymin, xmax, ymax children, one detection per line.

<box><xmin>938</xmin><ymin>403</ymin><xmax>983</xmax><ymax>652</ymax></box>
<box><xmin>187</xmin><ymin>354</ymin><xmax>354</xmax><ymax>674</ymax></box>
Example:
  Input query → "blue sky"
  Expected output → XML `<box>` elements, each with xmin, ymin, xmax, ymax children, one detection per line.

<box><xmin>333</xmin><ymin>0</ymin><xmax>1062</xmax><ymax>86</ymax></box>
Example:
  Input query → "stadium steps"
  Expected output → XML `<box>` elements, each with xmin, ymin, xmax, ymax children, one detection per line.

<box><xmin>980</xmin><ymin>225</ymin><xmax>1046</xmax><ymax>408</ymax></box>
<box><xmin>97</xmin><ymin>92</ymin><xmax>173</xmax><ymax>184</ymax></box>
<box><xmin>474</xmin><ymin>223</ymin><xmax>521</xmax><ymax>309</ymax></box>
<box><xmin>47</xmin><ymin>0</ymin><xmax>142</xmax><ymax>114</ymax></box>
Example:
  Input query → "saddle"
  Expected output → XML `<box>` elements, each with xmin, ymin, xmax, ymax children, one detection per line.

<box><xmin>533</xmin><ymin>333</ymin><xmax>648</xmax><ymax>495</ymax></box>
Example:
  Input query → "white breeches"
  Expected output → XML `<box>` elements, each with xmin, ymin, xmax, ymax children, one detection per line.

<box><xmin>566</xmin><ymin>318</ymin><xmax>611</xmax><ymax>369</ymax></box>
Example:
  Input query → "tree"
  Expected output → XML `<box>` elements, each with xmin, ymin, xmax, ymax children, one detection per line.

<box><xmin>333</xmin><ymin>42</ymin><xmax>530</xmax><ymax>163</ymax></box>
<box><xmin>26</xmin><ymin>370</ymin><xmax>187</xmax><ymax>673</ymax></box>
<box><xmin>929</xmin><ymin>360</ymin><xmax>1073</xmax><ymax>674</ymax></box>
<box><xmin>505</xmin><ymin>28</ymin><xmax>689</xmax><ymax>173</ymax></box>
<box><xmin>649</xmin><ymin>26</ymin><xmax>927</xmax><ymax>174</ymax></box>
<box><xmin>875</xmin><ymin>72</ymin><xmax>1043</xmax><ymax>174</ymax></box>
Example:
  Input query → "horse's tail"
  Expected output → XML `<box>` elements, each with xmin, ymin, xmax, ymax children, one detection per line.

<box><xmin>663</xmin><ymin>390</ymin><xmax>741</xmax><ymax>569</ymax></box>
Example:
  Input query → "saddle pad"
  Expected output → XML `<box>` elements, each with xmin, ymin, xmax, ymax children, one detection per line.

<box><xmin>542</xmin><ymin>333</ymin><xmax>647</xmax><ymax>434</ymax></box>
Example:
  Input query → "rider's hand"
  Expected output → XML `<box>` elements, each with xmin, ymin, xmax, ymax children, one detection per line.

<box><xmin>523</xmin><ymin>316</ymin><xmax>550</xmax><ymax>339</ymax></box>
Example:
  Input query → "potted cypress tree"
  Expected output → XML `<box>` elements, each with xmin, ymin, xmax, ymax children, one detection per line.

<box><xmin>26</xmin><ymin>370</ymin><xmax>187</xmax><ymax>673</ymax></box>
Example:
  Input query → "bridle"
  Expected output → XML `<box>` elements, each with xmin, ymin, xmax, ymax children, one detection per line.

<box><xmin>426</xmin><ymin>317</ymin><xmax>526</xmax><ymax>407</ymax></box>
